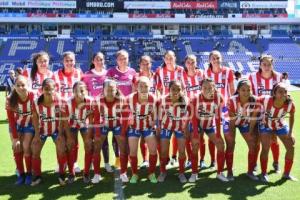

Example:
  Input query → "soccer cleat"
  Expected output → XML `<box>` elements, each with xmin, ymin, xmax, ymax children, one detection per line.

<box><xmin>178</xmin><ymin>173</ymin><xmax>187</xmax><ymax>183</ymax></box>
<box><xmin>170</xmin><ymin>157</ymin><xmax>178</xmax><ymax>166</ymax></box>
<box><xmin>91</xmin><ymin>174</ymin><xmax>103</xmax><ymax>184</ymax></box>
<box><xmin>282</xmin><ymin>174</ymin><xmax>298</xmax><ymax>181</ymax></box>
<box><xmin>260</xmin><ymin>174</ymin><xmax>269</xmax><ymax>183</ymax></box>
<box><xmin>129</xmin><ymin>174</ymin><xmax>139</xmax><ymax>184</ymax></box>
<box><xmin>227</xmin><ymin>173</ymin><xmax>234</xmax><ymax>181</ymax></box>
<box><xmin>139</xmin><ymin>161</ymin><xmax>149</xmax><ymax>169</ymax></box>
<box><xmin>188</xmin><ymin>173</ymin><xmax>199</xmax><ymax>183</ymax></box>
<box><xmin>31</xmin><ymin>176</ymin><xmax>42</xmax><ymax>186</ymax></box>
<box><xmin>185</xmin><ymin>160</ymin><xmax>192</xmax><ymax>169</ymax></box>
<box><xmin>15</xmin><ymin>174</ymin><xmax>25</xmax><ymax>185</ymax></box>
<box><xmin>25</xmin><ymin>173</ymin><xmax>32</xmax><ymax>185</ymax></box>
<box><xmin>148</xmin><ymin>173</ymin><xmax>158</xmax><ymax>184</ymax></box>
<box><xmin>105</xmin><ymin>163</ymin><xmax>113</xmax><ymax>173</ymax></box>
<box><xmin>209</xmin><ymin>161</ymin><xmax>216</xmax><ymax>170</ymax></box>
<box><xmin>199</xmin><ymin>160</ymin><xmax>207</xmax><ymax>169</ymax></box>
<box><xmin>68</xmin><ymin>174</ymin><xmax>75</xmax><ymax>184</ymax></box>
<box><xmin>74</xmin><ymin>162</ymin><xmax>81</xmax><ymax>173</ymax></box>
<box><xmin>246</xmin><ymin>172</ymin><xmax>259</xmax><ymax>181</ymax></box>
<box><xmin>83</xmin><ymin>173</ymin><xmax>90</xmax><ymax>184</ymax></box>
<box><xmin>114</xmin><ymin>157</ymin><xmax>120</xmax><ymax>169</ymax></box>
<box><xmin>272</xmin><ymin>162</ymin><xmax>281</xmax><ymax>174</ymax></box>
<box><xmin>216</xmin><ymin>173</ymin><xmax>229</xmax><ymax>182</ymax></box>
<box><xmin>120</xmin><ymin>173</ymin><xmax>129</xmax><ymax>183</ymax></box>
<box><xmin>58</xmin><ymin>174</ymin><xmax>66</xmax><ymax>186</ymax></box>
<box><xmin>157</xmin><ymin>172</ymin><xmax>167</xmax><ymax>182</ymax></box>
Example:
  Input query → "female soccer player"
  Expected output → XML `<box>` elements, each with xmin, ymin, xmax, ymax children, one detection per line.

<box><xmin>154</xmin><ymin>50</ymin><xmax>185</xmax><ymax>166</ymax></box>
<box><xmin>204</xmin><ymin>50</ymin><xmax>235</xmax><ymax>170</ymax></box>
<box><xmin>190</xmin><ymin>78</ymin><xmax>228</xmax><ymax>182</ymax></box>
<box><xmin>82</xmin><ymin>52</ymin><xmax>115</xmax><ymax>173</ymax></box>
<box><xmin>53</xmin><ymin>51</ymin><xmax>83</xmax><ymax>172</ymax></box>
<box><xmin>31</xmin><ymin>78</ymin><xmax>72</xmax><ymax>186</ymax></box>
<box><xmin>66</xmin><ymin>81</ymin><xmax>94</xmax><ymax>183</ymax></box>
<box><xmin>259</xmin><ymin>82</ymin><xmax>296</xmax><ymax>182</ymax></box>
<box><xmin>127</xmin><ymin>76</ymin><xmax>158</xmax><ymax>183</ymax></box>
<box><xmin>23</xmin><ymin>51</ymin><xmax>53</xmax><ymax>96</ymax></box>
<box><xmin>182</xmin><ymin>54</ymin><xmax>204</xmax><ymax>168</ymax></box>
<box><xmin>225</xmin><ymin>79</ymin><xmax>260</xmax><ymax>181</ymax></box>
<box><xmin>249</xmin><ymin>54</ymin><xmax>283</xmax><ymax>173</ymax></box>
<box><xmin>6</xmin><ymin>76</ymin><xmax>35</xmax><ymax>185</ymax></box>
<box><xmin>93</xmin><ymin>79</ymin><xmax>129</xmax><ymax>183</ymax></box>
<box><xmin>157</xmin><ymin>80</ymin><xmax>189</xmax><ymax>183</ymax></box>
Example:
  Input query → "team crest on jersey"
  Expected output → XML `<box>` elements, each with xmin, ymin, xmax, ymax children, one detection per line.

<box><xmin>32</xmin><ymin>81</ymin><xmax>41</xmax><ymax>89</ymax></box>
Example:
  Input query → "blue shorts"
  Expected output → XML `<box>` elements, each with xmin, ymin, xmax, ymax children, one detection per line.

<box><xmin>40</xmin><ymin>132</ymin><xmax>59</xmax><ymax>142</ymax></box>
<box><xmin>160</xmin><ymin>129</ymin><xmax>184</xmax><ymax>139</ymax></box>
<box><xmin>16</xmin><ymin>124</ymin><xmax>35</xmax><ymax>135</ymax></box>
<box><xmin>99</xmin><ymin>126</ymin><xmax>121</xmax><ymax>136</ymax></box>
<box><xmin>238</xmin><ymin>125</ymin><xmax>250</xmax><ymax>134</ymax></box>
<box><xmin>128</xmin><ymin>128</ymin><xmax>154</xmax><ymax>138</ymax></box>
<box><xmin>189</xmin><ymin>124</ymin><xmax>215</xmax><ymax>135</ymax></box>
<box><xmin>259</xmin><ymin>124</ymin><xmax>289</xmax><ymax>135</ymax></box>
<box><xmin>71</xmin><ymin>127</ymin><xmax>88</xmax><ymax>134</ymax></box>
<box><xmin>222</xmin><ymin>120</ymin><xmax>230</xmax><ymax>134</ymax></box>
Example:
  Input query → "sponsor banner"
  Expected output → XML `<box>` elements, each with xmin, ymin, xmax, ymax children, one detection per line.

<box><xmin>242</xmin><ymin>13</ymin><xmax>288</xmax><ymax>18</ymax></box>
<box><xmin>0</xmin><ymin>12</ymin><xmax>26</xmax><ymax>17</ymax></box>
<box><xmin>240</xmin><ymin>1</ymin><xmax>288</xmax><ymax>9</ymax></box>
<box><xmin>27</xmin><ymin>13</ymin><xmax>76</xmax><ymax>18</ymax></box>
<box><xmin>0</xmin><ymin>0</ymin><xmax>76</xmax><ymax>8</ymax></box>
<box><xmin>188</xmin><ymin>14</ymin><xmax>224</xmax><ymax>18</ymax></box>
<box><xmin>124</xmin><ymin>1</ymin><xmax>170</xmax><ymax>9</ymax></box>
<box><xmin>77</xmin><ymin>1</ymin><xmax>123</xmax><ymax>9</ymax></box>
<box><xmin>129</xmin><ymin>13</ymin><xmax>174</xmax><ymax>18</ymax></box>
<box><xmin>219</xmin><ymin>2</ymin><xmax>238</xmax><ymax>9</ymax></box>
<box><xmin>171</xmin><ymin>1</ymin><xmax>217</xmax><ymax>10</ymax></box>
<box><xmin>76</xmin><ymin>14</ymin><xmax>112</xmax><ymax>18</ymax></box>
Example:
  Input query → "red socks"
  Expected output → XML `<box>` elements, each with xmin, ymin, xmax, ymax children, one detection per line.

<box><xmin>284</xmin><ymin>158</ymin><xmax>293</xmax><ymax>175</ymax></box>
<box><xmin>248</xmin><ymin>152</ymin><xmax>256</xmax><ymax>173</ymax></box>
<box><xmin>225</xmin><ymin>151</ymin><xmax>234</xmax><ymax>174</ymax></box>
<box><xmin>172</xmin><ymin>136</ymin><xmax>178</xmax><ymax>158</ymax></box>
<box><xmin>160</xmin><ymin>157</ymin><xmax>168</xmax><ymax>173</ymax></box>
<box><xmin>130</xmin><ymin>156</ymin><xmax>138</xmax><ymax>174</ymax></box>
<box><xmin>32</xmin><ymin>157</ymin><xmax>41</xmax><ymax>176</ymax></box>
<box><xmin>120</xmin><ymin>154</ymin><xmax>128</xmax><ymax>174</ymax></box>
<box><xmin>148</xmin><ymin>154</ymin><xmax>157</xmax><ymax>174</ymax></box>
<box><xmin>191</xmin><ymin>153</ymin><xmax>199</xmax><ymax>174</ymax></box>
<box><xmin>93</xmin><ymin>153</ymin><xmax>101</xmax><ymax>174</ymax></box>
<box><xmin>67</xmin><ymin>151</ymin><xmax>75</xmax><ymax>175</ymax></box>
<box><xmin>84</xmin><ymin>152</ymin><xmax>93</xmax><ymax>175</ymax></box>
<box><xmin>140</xmin><ymin>141</ymin><xmax>148</xmax><ymax>161</ymax></box>
<box><xmin>185</xmin><ymin>139</ymin><xmax>192</xmax><ymax>161</ymax></box>
<box><xmin>271</xmin><ymin>142</ymin><xmax>280</xmax><ymax>163</ymax></box>
<box><xmin>260</xmin><ymin>156</ymin><xmax>268</xmax><ymax>175</ymax></box>
<box><xmin>178</xmin><ymin>157</ymin><xmax>186</xmax><ymax>174</ymax></box>
<box><xmin>57</xmin><ymin>155</ymin><xmax>67</xmax><ymax>175</ymax></box>
<box><xmin>217</xmin><ymin>151</ymin><xmax>225</xmax><ymax>174</ymax></box>
<box><xmin>209</xmin><ymin>140</ymin><xmax>216</xmax><ymax>163</ymax></box>
<box><xmin>14</xmin><ymin>152</ymin><xmax>24</xmax><ymax>174</ymax></box>
<box><xmin>199</xmin><ymin>136</ymin><xmax>206</xmax><ymax>160</ymax></box>
<box><xmin>24</xmin><ymin>155</ymin><xmax>32</xmax><ymax>174</ymax></box>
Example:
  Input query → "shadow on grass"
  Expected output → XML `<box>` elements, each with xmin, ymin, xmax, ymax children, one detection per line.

<box><xmin>0</xmin><ymin>170</ymin><xmax>114</xmax><ymax>200</ymax></box>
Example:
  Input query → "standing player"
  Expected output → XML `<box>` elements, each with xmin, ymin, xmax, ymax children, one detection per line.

<box><xmin>259</xmin><ymin>82</ymin><xmax>296</xmax><ymax>182</ymax></box>
<box><xmin>53</xmin><ymin>51</ymin><xmax>83</xmax><ymax>173</ymax></box>
<box><xmin>82</xmin><ymin>52</ymin><xmax>115</xmax><ymax>172</ymax></box>
<box><xmin>93</xmin><ymin>79</ymin><xmax>129</xmax><ymax>183</ymax></box>
<box><xmin>5</xmin><ymin>70</ymin><xmax>16</xmax><ymax>96</ymax></box>
<box><xmin>6</xmin><ymin>76</ymin><xmax>35</xmax><ymax>185</ymax></box>
<box><xmin>182</xmin><ymin>54</ymin><xmax>204</xmax><ymax>168</ymax></box>
<box><xmin>190</xmin><ymin>78</ymin><xmax>228</xmax><ymax>182</ymax></box>
<box><xmin>31</xmin><ymin>78</ymin><xmax>72</xmax><ymax>186</ymax></box>
<box><xmin>157</xmin><ymin>80</ymin><xmax>189</xmax><ymax>183</ymax></box>
<box><xmin>249</xmin><ymin>54</ymin><xmax>283</xmax><ymax>173</ymax></box>
<box><xmin>204</xmin><ymin>50</ymin><xmax>234</xmax><ymax>170</ymax></box>
<box><xmin>127</xmin><ymin>76</ymin><xmax>158</xmax><ymax>183</ymax></box>
<box><xmin>154</xmin><ymin>50</ymin><xmax>184</xmax><ymax>166</ymax></box>
<box><xmin>23</xmin><ymin>51</ymin><xmax>53</xmax><ymax>96</ymax></box>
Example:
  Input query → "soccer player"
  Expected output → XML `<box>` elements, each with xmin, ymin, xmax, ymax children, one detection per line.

<box><xmin>127</xmin><ymin>76</ymin><xmax>158</xmax><ymax>183</ymax></box>
<box><xmin>157</xmin><ymin>80</ymin><xmax>189</xmax><ymax>183</ymax></box>
<box><xmin>6</xmin><ymin>76</ymin><xmax>35</xmax><ymax>185</ymax></box>
<box><xmin>22</xmin><ymin>51</ymin><xmax>53</xmax><ymax>96</ymax></box>
<box><xmin>82</xmin><ymin>52</ymin><xmax>115</xmax><ymax>173</ymax></box>
<box><xmin>259</xmin><ymin>82</ymin><xmax>296</xmax><ymax>182</ymax></box>
<box><xmin>249</xmin><ymin>54</ymin><xmax>283</xmax><ymax>173</ymax></box>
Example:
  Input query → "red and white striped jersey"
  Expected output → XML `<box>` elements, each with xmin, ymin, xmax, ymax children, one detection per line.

<box><xmin>154</xmin><ymin>66</ymin><xmax>184</xmax><ymax>95</ymax></box>
<box><xmin>228</xmin><ymin>95</ymin><xmax>260</xmax><ymax>127</ymax></box>
<box><xmin>132</xmin><ymin>72</ymin><xmax>156</xmax><ymax>94</ymax></box>
<box><xmin>127</xmin><ymin>92</ymin><xmax>156</xmax><ymax>131</ymax></box>
<box><xmin>66</xmin><ymin>97</ymin><xmax>94</xmax><ymax>129</ymax></box>
<box><xmin>33</xmin><ymin>98</ymin><xmax>67</xmax><ymax>136</ymax></box>
<box><xmin>182</xmin><ymin>69</ymin><xmax>204</xmax><ymax>98</ymax></box>
<box><xmin>94</xmin><ymin>97</ymin><xmax>126</xmax><ymax>128</ymax></box>
<box><xmin>192</xmin><ymin>92</ymin><xmax>223</xmax><ymax>130</ymax></box>
<box><xmin>249</xmin><ymin>71</ymin><xmax>282</xmax><ymax>96</ymax></box>
<box><xmin>23</xmin><ymin>68</ymin><xmax>53</xmax><ymax>97</ymax></box>
<box><xmin>158</xmin><ymin>95</ymin><xmax>189</xmax><ymax>132</ymax></box>
<box><xmin>52</xmin><ymin>68</ymin><xmax>83</xmax><ymax>100</ymax></box>
<box><xmin>261</xmin><ymin>96</ymin><xmax>295</xmax><ymax>130</ymax></box>
<box><xmin>204</xmin><ymin>66</ymin><xmax>234</xmax><ymax>104</ymax></box>
<box><xmin>6</xmin><ymin>92</ymin><xmax>35</xmax><ymax>138</ymax></box>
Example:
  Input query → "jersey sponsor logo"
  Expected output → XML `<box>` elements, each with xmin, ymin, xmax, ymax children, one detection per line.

<box><xmin>32</xmin><ymin>81</ymin><xmax>42</xmax><ymax>89</ymax></box>
<box><xmin>215</xmin><ymin>83</ymin><xmax>225</xmax><ymax>88</ymax></box>
<box><xmin>187</xmin><ymin>84</ymin><xmax>200</xmax><ymax>91</ymax></box>
<box><xmin>16</xmin><ymin>110</ymin><xmax>31</xmax><ymax>116</ymax></box>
